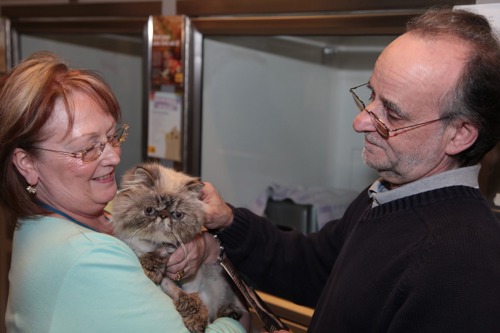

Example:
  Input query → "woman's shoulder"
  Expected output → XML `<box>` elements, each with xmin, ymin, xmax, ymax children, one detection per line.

<box><xmin>15</xmin><ymin>215</ymin><xmax>137</xmax><ymax>269</ymax></box>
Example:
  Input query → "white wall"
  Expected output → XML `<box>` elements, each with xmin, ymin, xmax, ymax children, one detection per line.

<box><xmin>201</xmin><ymin>36</ymin><xmax>395</xmax><ymax>208</ymax></box>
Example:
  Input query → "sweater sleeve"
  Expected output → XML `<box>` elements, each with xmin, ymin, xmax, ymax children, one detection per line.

<box><xmin>217</xmin><ymin>207</ymin><xmax>344</xmax><ymax>307</ymax></box>
<box><xmin>217</xmin><ymin>191</ymin><xmax>372</xmax><ymax>307</ymax></box>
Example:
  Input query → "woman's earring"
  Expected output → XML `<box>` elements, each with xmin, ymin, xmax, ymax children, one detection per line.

<box><xmin>26</xmin><ymin>185</ymin><xmax>37</xmax><ymax>194</ymax></box>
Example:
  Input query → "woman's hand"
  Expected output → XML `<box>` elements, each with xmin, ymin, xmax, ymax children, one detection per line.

<box><xmin>165</xmin><ymin>233</ymin><xmax>206</xmax><ymax>280</ymax></box>
<box><xmin>165</xmin><ymin>231</ymin><xmax>223</xmax><ymax>280</ymax></box>
<box><xmin>200</xmin><ymin>181</ymin><xmax>234</xmax><ymax>230</ymax></box>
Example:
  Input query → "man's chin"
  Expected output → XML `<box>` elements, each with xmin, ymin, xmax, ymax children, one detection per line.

<box><xmin>362</xmin><ymin>151</ymin><xmax>383</xmax><ymax>169</ymax></box>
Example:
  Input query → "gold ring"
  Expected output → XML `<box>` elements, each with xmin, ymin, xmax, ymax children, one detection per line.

<box><xmin>174</xmin><ymin>269</ymin><xmax>185</xmax><ymax>281</ymax></box>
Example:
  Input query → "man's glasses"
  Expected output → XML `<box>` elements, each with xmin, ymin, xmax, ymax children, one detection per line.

<box><xmin>33</xmin><ymin>123</ymin><xmax>129</xmax><ymax>163</ymax></box>
<box><xmin>349</xmin><ymin>83</ymin><xmax>448</xmax><ymax>139</ymax></box>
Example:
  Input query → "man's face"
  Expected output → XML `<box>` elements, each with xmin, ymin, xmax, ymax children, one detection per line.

<box><xmin>352</xmin><ymin>33</ymin><xmax>470</xmax><ymax>187</ymax></box>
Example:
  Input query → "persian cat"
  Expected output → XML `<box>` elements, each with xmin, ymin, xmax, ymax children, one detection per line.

<box><xmin>112</xmin><ymin>162</ymin><xmax>246</xmax><ymax>333</ymax></box>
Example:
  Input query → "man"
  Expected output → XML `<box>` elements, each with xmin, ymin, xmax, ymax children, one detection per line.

<box><xmin>171</xmin><ymin>8</ymin><xmax>500</xmax><ymax>332</ymax></box>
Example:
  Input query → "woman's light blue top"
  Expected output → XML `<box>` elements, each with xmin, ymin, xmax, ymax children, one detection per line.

<box><xmin>5</xmin><ymin>216</ymin><xmax>245</xmax><ymax>333</ymax></box>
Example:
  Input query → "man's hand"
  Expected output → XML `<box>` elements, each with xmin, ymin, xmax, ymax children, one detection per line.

<box><xmin>200</xmin><ymin>181</ymin><xmax>234</xmax><ymax>230</ymax></box>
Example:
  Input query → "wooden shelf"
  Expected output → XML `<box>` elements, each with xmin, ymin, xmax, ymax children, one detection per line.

<box><xmin>177</xmin><ymin>0</ymin><xmax>475</xmax><ymax>16</ymax></box>
<box><xmin>250</xmin><ymin>291</ymin><xmax>314</xmax><ymax>332</ymax></box>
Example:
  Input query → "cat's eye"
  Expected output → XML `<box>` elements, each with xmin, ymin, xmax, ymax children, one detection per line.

<box><xmin>171</xmin><ymin>211</ymin><xmax>184</xmax><ymax>220</ymax></box>
<box><xmin>145</xmin><ymin>207</ymin><xmax>157</xmax><ymax>216</ymax></box>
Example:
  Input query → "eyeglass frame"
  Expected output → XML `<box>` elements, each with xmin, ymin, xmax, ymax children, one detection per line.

<box><xmin>349</xmin><ymin>83</ymin><xmax>449</xmax><ymax>139</ymax></box>
<box><xmin>32</xmin><ymin>123</ymin><xmax>129</xmax><ymax>163</ymax></box>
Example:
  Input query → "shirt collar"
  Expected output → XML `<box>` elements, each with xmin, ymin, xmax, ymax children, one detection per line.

<box><xmin>368</xmin><ymin>164</ymin><xmax>481</xmax><ymax>207</ymax></box>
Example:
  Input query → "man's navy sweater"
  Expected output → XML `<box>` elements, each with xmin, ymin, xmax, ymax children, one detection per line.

<box><xmin>219</xmin><ymin>186</ymin><xmax>500</xmax><ymax>332</ymax></box>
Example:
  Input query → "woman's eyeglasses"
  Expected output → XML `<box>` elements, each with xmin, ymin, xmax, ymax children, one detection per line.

<box><xmin>349</xmin><ymin>83</ymin><xmax>448</xmax><ymax>139</ymax></box>
<box><xmin>33</xmin><ymin>123</ymin><xmax>129</xmax><ymax>163</ymax></box>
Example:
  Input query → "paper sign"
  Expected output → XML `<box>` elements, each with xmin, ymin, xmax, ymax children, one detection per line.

<box><xmin>147</xmin><ymin>91</ymin><xmax>182</xmax><ymax>161</ymax></box>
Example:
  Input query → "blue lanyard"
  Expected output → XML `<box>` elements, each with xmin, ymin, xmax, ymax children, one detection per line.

<box><xmin>38</xmin><ymin>202</ymin><xmax>99</xmax><ymax>232</ymax></box>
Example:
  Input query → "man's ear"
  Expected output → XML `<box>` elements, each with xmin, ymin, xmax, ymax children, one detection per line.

<box><xmin>12</xmin><ymin>148</ymin><xmax>39</xmax><ymax>185</ymax></box>
<box><xmin>445</xmin><ymin>120</ymin><xmax>479</xmax><ymax>156</ymax></box>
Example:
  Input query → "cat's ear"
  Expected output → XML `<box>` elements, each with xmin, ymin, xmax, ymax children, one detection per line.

<box><xmin>134</xmin><ymin>165</ymin><xmax>158</xmax><ymax>188</ymax></box>
<box><xmin>186</xmin><ymin>179</ymin><xmax>204</xmax><ymax>193</ymax></box>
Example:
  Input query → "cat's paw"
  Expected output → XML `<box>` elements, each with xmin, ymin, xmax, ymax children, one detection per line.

<box><xmin>175</xmin><ymin>291</ymin><xmax>209</xmax><ymax>333</ymax></box>
<box><xmin>139</xmin><ymin>252</ymin><xmax>165</xmax><ymax>284</ymax></box>
<box><xmin>216</xmin><ymin>303</ymin><xmax>243</xmax><ymax>321</ymax></box>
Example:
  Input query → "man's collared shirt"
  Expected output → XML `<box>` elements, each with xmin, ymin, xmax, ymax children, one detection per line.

<box><xmin>368</xmin><ymin>164</ymin><xmax>481</xmax><ymax>207</ymax></box>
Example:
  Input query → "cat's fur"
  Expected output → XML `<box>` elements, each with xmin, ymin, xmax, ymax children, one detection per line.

<box><xmin>112</xmin><ymin>162</ymin><xmax>245</xmax><ymax>333</ymax></box>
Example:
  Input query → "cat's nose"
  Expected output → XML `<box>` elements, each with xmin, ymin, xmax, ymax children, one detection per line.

<box><xmin>159</xmin><ymin>210</ymin><xmax>170</xmax><ymax>219</ymax></box>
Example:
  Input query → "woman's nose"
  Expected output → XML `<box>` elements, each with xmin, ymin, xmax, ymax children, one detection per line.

<box><xmin>100</xmin><ymin>143</ymin><xmax>121</xmax><ymax>165</ymax></box>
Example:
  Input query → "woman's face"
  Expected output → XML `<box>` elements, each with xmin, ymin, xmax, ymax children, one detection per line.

<box><xmin>33</xmin><ymin>91</ymin><xmax>121</xmax><ymax>218</ymax></box>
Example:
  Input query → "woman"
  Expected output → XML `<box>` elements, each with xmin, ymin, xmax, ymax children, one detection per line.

<box><xmin>0</xmin><ymin>51</ymin><xmax>245</xmax><ymax>333</ymax></box>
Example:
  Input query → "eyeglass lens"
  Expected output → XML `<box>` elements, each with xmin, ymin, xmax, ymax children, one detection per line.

<box><xmin>367</xmin><ymin>112</ymin><xmax>390</xmax><ymax>138</ymax></box>
<box><xmin>81</xmin><ymin>125</ymin><xmax>128</xmax><ymax>162</ymax></box>
<box><xmin>109</xmin><ymin>125</ymin><xmax>127</xmax><ymax>146</ymax></box>
<box><xmin>351</xmin><ymin>84</ymin><xmax>372</xmax><ymax>111</ymax></box>
<box><xmin>351</xmin><ymin>85</ymin><xmax>390</xmax><ymax>138</ymax></box>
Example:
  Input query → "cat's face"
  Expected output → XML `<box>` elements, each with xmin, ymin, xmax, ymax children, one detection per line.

<box><xmin>112</xmin><ymin>162</ymin><xmax>206</xmax><ymax>247</ymax></box>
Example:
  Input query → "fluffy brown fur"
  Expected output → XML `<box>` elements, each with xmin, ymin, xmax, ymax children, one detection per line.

<box><xmin>112</xmin><ymin>162</ymin><xmax>245</xmax><ymax>333</ymax></box>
